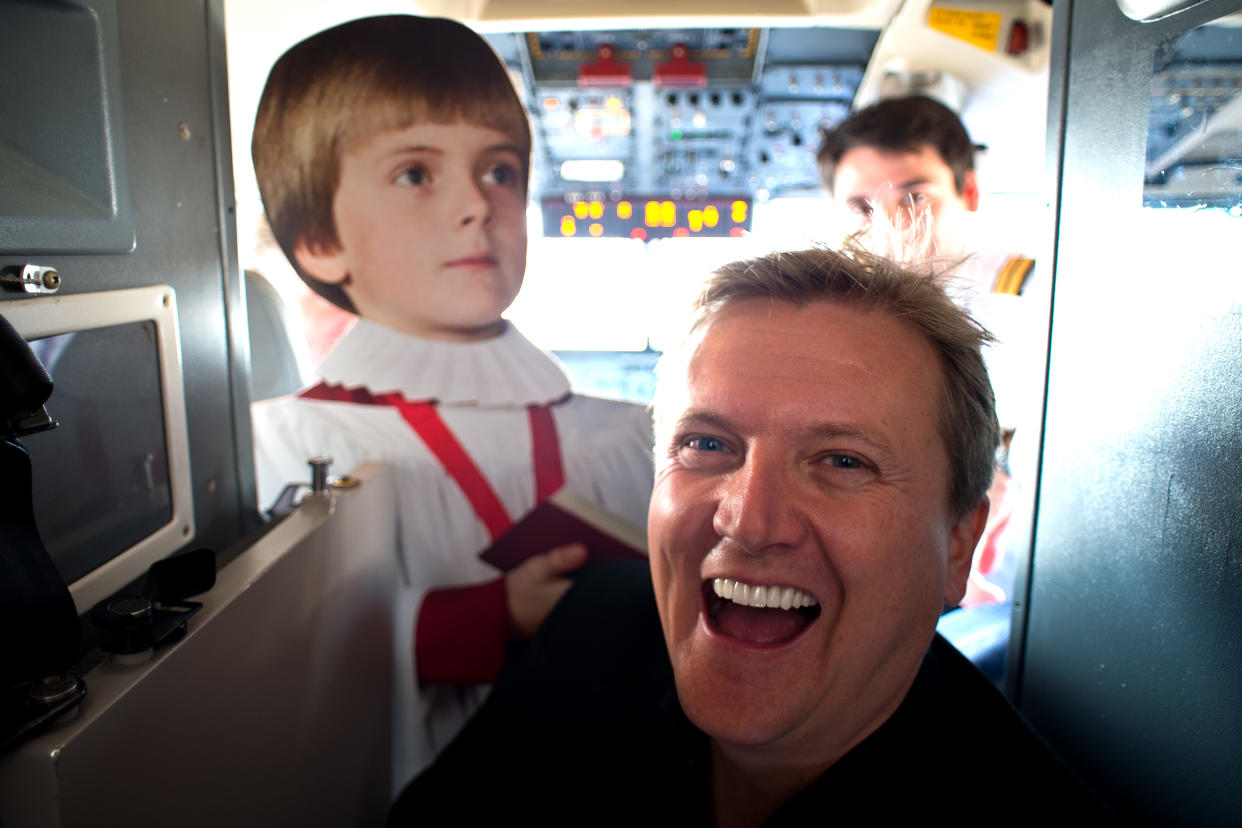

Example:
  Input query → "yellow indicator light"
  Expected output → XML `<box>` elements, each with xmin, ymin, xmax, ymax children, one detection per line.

<box><xmin>645</xmin><ymin>201</ymin><xmax>660</xmax><ymax>227</ymax></box>
<box><xmin>544</xmin><ymin>97</ymin><xmax>561</xmax><ymax>110</ymax></box>
<box><xmin>661</xmin><ymin>201</ymin><xmax>676</xmax><ymax>227</ymax></box>
<box><xmin>688</xmin><ymin>210</ymin><xmax>703</xmax><ymax>233</ymax></box>
<box><xmin>731</xmin><ymin>200</ymin><xmax>748</xmax><ymax>223</ymax></box>
<box><xmin>605</xmin><ymin>96</ymin><xmax>623</xmax><ymax>111</ymax></box>
<box><xmin>589</xmin><ymin>222</ymin><xmax>604</xmax><ymax>237</ymax></box>
<box><xmin>573</xmin><ymin>201</ymin><xmax>589</xmax><ymax>220</ymax></box>
<box><xmin>703</xmin><ymin>205</ymin><xmax>719</xmax><ymax>228</ymax></box>
<box><xmin>560</xmin><ymin>216</ymin><xmax>577</xmax><ymax>237</ymax></box>
<box><xmin>588</xmin><ymin>201</ymin><xmax>604</xmax><ymax>220</ymax></box>
<box><xmin>617</xmin><ymin>201</ymin><xmax>633</xmax><ymax>220</ymax></box>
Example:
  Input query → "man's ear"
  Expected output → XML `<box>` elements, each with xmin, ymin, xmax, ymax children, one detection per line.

<box><xmin>960</xmin><ymin>169</ymin><xmax>981</xmax><ymax>212</ymax></box>
<box><xmin>293</xmin><ymin>237</ymin><xmax>350</xmax><ymax>285</ymax></box>
<box><xmin>943</xmin><ymin>496</ymin><xmax>990</xmax><ymax>606</ymax></box>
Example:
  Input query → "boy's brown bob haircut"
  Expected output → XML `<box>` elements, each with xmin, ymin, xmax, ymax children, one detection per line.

<box><xmin>816</xmin><ymin>95</ymin><xmax>977</xmax><ymax>196</ymax></box>
<box><xmin>252</xmin><ymin>15</ymin><xmax>532</xmax><ymax>313</ymax></box>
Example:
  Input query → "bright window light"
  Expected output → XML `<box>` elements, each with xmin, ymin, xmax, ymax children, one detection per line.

<box><xmin>560</xmin><ymin>160</ymin><xmax>625</xmax><ymax>182</ymax></box>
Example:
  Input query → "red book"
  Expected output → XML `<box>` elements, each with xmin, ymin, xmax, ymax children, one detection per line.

<box><xmin>479</xmin><ymin>490</ymin><xmax>647</xmax><ymax>572</ymax></box>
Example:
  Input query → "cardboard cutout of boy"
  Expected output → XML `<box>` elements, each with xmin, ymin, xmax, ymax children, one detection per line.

<box><xmin>250</xmin><ymin>15</ymin><xmax>654</xmax><ymax>790</ymax></box>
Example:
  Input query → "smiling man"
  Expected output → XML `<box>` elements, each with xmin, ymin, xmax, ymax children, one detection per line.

<box><xmin>391</xmin><ymin>247</ymin><xmax>1111</xmax><ymax>825</ymax></box>
<box><xmin>648</xmin><ymin>273</ymin><xmax>988</xmax><ymax>823</ymax></box>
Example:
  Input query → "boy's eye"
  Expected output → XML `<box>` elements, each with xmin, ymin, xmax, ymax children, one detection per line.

<box><xmin>396</xmin><ymin>166</ymin><xmax>428</xmax><ymax>186</ymax></box>
<box><xmin>482</xmin><ymin>162</ymin><xmax>519</xmax><ymax>188</ymax></box>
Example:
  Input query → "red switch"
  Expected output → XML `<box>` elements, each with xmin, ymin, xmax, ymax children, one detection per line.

<box><xmin>579</xmin><ymin>44</ymin><xmax>632</xmax><ymax>87</ymax></box>
<box><xmin>654</xmin><ymin>43</ymin><xmax>707</xmax><ymax>88</ymax></box>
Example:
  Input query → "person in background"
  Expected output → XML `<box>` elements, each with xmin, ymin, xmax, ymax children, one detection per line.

<box><xmin>818</xmin><ymin>96</ymin><xmax>1047</xmax><ymax>675</ymax></box>
<box><xmin>249</xmin><ymin>15</ymin><xmax>654</xmax><ymax>792</ymax></box>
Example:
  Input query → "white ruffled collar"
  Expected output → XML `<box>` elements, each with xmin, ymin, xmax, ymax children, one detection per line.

<box><xmin>315</xmin><ymin>318</ymin><xmax>571</xmax><ymax>407</ymax></box>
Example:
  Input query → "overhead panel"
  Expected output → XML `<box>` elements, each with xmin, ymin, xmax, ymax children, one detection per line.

<box><xmin>492</xmin><ymin>25</ymin><xmax>879</xmax><ymax>237</ymax></box>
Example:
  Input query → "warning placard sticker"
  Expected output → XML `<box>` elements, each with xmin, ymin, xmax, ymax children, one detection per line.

<box><xmin>927</xmin><ymin>7</ymin><xmax>1003</xmax><ymax>52</ymax></box>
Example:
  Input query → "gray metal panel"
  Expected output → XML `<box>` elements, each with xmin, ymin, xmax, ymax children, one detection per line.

<box><xmin>0</xmin><ymin>0</ymin><xmax>136</xmax><ymax>254</ymax></box>
<box><xmin>0</xmin><ymin>0</ymin><xmax>257</xmax><ymax>573</ymax></box>
<box><xmin>0</xmin><ymin>463</ymin><xmax>398</xmax><ymax>827</ymax></box>
<box><xmin>1019</xmin><ymin>1</ymin><xmax>1242</xmax><ymax>824</ymax></box>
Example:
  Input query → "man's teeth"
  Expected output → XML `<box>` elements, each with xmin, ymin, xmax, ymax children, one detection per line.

<box><xmin>711</xmin><ymin>578</ymin><xmax>818</xmax><ymax>610</ymax></box>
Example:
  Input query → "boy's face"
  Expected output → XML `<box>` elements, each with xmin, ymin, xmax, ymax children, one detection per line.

<box><xmin>296</xmin><ymin>121</ymin><xmax>527</xmax><ymax>341</ymax></box>
<box><xmin>832</xmin><ymin>144</ymin><xmax>978</xmax><ymax>257</ymax></box>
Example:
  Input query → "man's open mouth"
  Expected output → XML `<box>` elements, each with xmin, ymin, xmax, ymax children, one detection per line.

<box><xmin>703</xmin><ymin>577</ymin><xmax>822</xmax><ymax>646</ymax></box>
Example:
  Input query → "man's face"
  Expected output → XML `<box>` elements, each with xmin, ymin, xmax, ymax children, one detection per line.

<box><xmin>648</xmin><ymin>299</ymin><xmax>984</xmax><ymax>765</ymax></box>
<box><xmin>832</xmin><ymin>144</ymin><xmax>978</xmax><ymax>257</ymax></box>
<box><xmin>295</xmin><ymin>121</ymin><xmax>527</xmax><ymax>341</ymax></box>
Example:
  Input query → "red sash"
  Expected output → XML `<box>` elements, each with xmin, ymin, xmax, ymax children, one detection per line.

<box><xmin>298</xmin><ymin>382</ymin><xmax>565</xmax><ymax>541</ymax></box>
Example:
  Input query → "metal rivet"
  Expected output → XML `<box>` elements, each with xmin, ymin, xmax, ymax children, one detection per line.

<box><xmin>29</xmin><ymin>674</ymin><xmax>82</xmax><ymax>706</ymax></box>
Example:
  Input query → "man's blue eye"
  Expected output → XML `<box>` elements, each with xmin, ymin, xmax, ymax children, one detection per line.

<box><xmin>688</xmin><ymin>436</ymin><xmax>726</xmax><ymax>452</ymax></box>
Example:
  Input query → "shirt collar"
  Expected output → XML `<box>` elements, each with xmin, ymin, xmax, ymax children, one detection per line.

<box><xmin>315</xmin><ymin>318</ymin><xmax>572</xmax><ymax>406</ymax></box>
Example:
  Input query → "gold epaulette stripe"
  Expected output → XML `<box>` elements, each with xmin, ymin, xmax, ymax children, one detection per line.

<box><xmin>993</xmin><ymin>256</ymin><xmax>1036</xmax><ymax>295</ymax></box>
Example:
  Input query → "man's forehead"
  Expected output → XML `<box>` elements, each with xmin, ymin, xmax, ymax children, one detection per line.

<box><xmin>833</xmin><ymin>144</ymin><xmax>953</xmax><ymax>190</ymax></box>
<box><xmin>666</xmin><ymin>297</ymin><xmax>952</xmax><ymax>484</ymax></box>
<box><xmin>680</xmin><ymin>299</ymin><xmax>938</xmax><ymax>407</ymax></box>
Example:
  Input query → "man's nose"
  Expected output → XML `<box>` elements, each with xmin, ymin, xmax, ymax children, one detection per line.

<box><xmin>711</xmin><ymin>451</ymin><xmax>808</xmax><ymax>555</ymax></box>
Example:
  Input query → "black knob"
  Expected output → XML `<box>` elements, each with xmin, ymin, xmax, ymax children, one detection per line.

<box><xmin>96</xmin><ymin>596</ymin><xmax>155</xmax><ymax>654</ymax></box>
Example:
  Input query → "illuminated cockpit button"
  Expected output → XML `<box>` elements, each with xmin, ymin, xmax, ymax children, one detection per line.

<box><xmin>645</xmin><ymin>201</ymin><xmax>660</xmax><ymax>227</ymax></box>
<box><xmin>661</xmin><ymin>201</ymin><xmax>676</xmax><ymax>227</ymax></box>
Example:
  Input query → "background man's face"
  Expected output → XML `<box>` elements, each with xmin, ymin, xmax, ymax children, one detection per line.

<box><xmin>648</xmin><ymin>299</ymin><xmax>980</xmax><ymax>763</ymax></box>
<box><xmin>832</xmin><ymin>144</ymin><xmax>978</xmax><ymax>257</ymax></box>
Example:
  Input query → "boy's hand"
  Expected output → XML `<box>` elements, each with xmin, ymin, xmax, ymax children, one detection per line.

<box><xmin>504</xmin><ymin>543</ymin><xmax>588</xmax><ymax>640</ymax></box>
